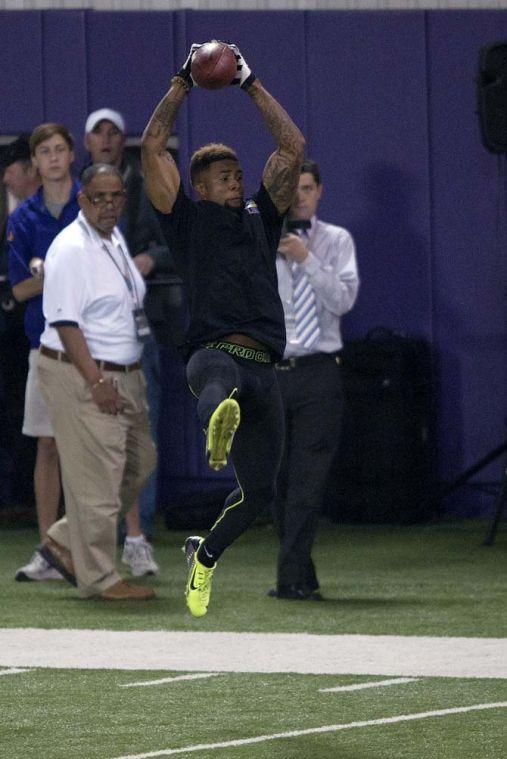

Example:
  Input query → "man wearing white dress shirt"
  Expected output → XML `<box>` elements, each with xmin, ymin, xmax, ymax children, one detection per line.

<box><xmin>270</xmin><ymin>160</ymin><xmax>359</xmax><ymax>601</ymax></box>
<box><xmin>36</xmin><ymin>164</ymin><xmax>157</xmax><ymax>600</ymax></box>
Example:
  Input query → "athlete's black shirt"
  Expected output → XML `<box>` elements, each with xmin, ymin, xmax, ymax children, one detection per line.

<box><xmin>156</xmin><ymin>182</ymin><xmax>286</xmax><ymax>361</ymax></box>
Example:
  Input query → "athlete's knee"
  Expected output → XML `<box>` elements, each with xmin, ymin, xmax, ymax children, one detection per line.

<box><xmin>187</xmin><ymin>349</ymin><xmax>240</xmax><ymax>396</ymax></box>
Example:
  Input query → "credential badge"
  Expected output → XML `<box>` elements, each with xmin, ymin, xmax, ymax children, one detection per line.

<box><xmin>245</xmin><ymin>200</ymin><xmax>259</xmax><ymax>215</ymax></box>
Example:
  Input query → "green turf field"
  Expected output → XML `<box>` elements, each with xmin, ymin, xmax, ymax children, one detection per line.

<box><xmin>0</xmin><ymin>520</ymin><xmax>505</xmax><ymax>758</ymax></box>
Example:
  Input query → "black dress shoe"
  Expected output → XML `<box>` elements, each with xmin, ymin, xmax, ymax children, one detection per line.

<box><xmin>267</xmin><ymin>585</ymin><xmax>323</xmax><ymax>601</ymax></box>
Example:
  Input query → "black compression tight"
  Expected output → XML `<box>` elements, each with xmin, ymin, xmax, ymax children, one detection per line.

<box><xmin>186</xmin><ymin>348</ymin><xmax>284</xmax><ymax>560</ymax></box>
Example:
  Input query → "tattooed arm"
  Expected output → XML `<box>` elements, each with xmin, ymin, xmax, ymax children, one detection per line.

<box><xmin>141</xmin><ymin>78</ymin><xmax>188</xmax><ymax>214</ymax></box>
<box><xmin>246</xmin><ymin>80</ymin><xmax>305</xmax><ymax>214</ymax></box>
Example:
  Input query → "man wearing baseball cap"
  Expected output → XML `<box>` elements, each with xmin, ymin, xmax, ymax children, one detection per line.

<box><xmin>84</xmin><ymin>109</ymin><xmax>126</xmax><ymax>169</ymax></box>
<box><xmin>84</xmin><ymin>109</ymin><xmax>171</xmax><ymax>280</ymax></box>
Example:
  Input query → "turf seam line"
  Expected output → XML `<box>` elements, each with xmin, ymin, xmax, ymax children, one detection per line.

<box><xmin>319</xmin><ymin>676</ymin><xmax>419</xmax><ymax>692</ymax></box>
<box><xmin>111</xmin><ymin>701</ymin><xmax>507</xmax><ymax>758</ymax></box>
<box><xmin>120</xmin><ymin>673</ymin><xmax>222</xmax><ymax>688</ymax></box>
<box><xmin>3</xmin><ymin>629</ymin><xmax>505</xmax><ymax>678</ymax></box>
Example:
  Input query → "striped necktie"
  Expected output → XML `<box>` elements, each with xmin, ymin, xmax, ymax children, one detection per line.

<box><xmin>291</xmin><ymin>241</ymin><xmax>321</xmax><ymax>349</ymax></box>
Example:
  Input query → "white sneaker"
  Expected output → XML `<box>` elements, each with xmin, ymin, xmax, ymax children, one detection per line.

<box><xmin>122</xmin><ymin>537</ymin><xmax>159</xmax><ymax>577</ymax></box>
<box><xmin>15</xmin><ymin>551</ymin><xmax>63</xmax><ymax>582</ymax></box>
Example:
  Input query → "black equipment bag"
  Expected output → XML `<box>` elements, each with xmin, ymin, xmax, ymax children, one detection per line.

<box><xmin>323</xmin><ymin>328</ymin><xmax>434</xmax><ymax>524</ymax></box>
<box><xmin>477</xmin><ymin>40</ymin><xmax>507</xmax><ymax>154</ymax></box>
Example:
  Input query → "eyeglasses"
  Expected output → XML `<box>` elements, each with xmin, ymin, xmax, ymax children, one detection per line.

<box><xmin>86</xmin><ymin>190</ymin><xmax>126</xmax><ymax>208</ymax></box>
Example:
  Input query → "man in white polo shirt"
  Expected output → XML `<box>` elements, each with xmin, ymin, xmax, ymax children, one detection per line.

<box><xmin>36</xmin><ymin>164</ymin><xmax>157</xmax><ymax>600</ymax></box>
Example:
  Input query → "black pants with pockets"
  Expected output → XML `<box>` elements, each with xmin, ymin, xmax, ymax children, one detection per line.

<box><xmin>273</xmin><ymin>357</ymin><xmax>343</xmax><ymax>591</ymax></box>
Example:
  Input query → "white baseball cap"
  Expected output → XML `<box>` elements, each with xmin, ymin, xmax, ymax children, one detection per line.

<box><xmin>85</xmin><ymin>108</ymin><xmax>125</xmax><ymax>134</ymax></box>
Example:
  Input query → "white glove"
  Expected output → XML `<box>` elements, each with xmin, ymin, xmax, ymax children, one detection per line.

<box><xmin>176</xmin><ymin>43</ymin><xmax>204</xmax><ymax>88</ymax></box>
<box><xmin>227</xmin><ymin>43</ymin><xmax>256</xmax><ymax>90</ymax></box>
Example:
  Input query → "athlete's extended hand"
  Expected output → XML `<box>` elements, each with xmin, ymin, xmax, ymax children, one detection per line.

<box><xmin>227</xmin><ymin>44</ymin><xmax>256</xmax><ymax>90</ymax></box>
<box><xmin>177</xmin><ymin>43</ymin><xmax>204</xmax><ymax>88</ymax></box>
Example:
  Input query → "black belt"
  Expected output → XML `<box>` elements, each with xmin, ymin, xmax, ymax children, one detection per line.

<box><xmin>275</xmin><ymin>351</ymin><xmax>341</xmax><ymax>371</ymax></box>
<box><xmin>40</xmin><ymin>345</ymin><xmax>141</xmax><ymax>373</ymax></box>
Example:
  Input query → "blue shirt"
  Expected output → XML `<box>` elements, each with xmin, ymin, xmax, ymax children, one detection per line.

<box><xmin>7</xmin><ymin>181</ymin><xmax>80</xmax><ymax>348</ymax></box>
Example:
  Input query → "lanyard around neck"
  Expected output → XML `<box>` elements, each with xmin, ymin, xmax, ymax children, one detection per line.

<box><xmin>101</xmin><ymin>240</ymin><xmax>140</xmax><ymax>307</ymax></box>
<box><xmin>78</xmin><ymin>216</ymin><xmax>141</xmax><ymax>307</ymax></box>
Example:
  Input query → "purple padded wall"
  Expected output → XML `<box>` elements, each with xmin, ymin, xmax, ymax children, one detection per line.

<box><xmin>42</xmin><ymin>11</ymin><xmax>87</xmax><ymax>138</ymax></box>
<box><xmin>1</xmin><ymin>8</ymin><xmax>507</xmax><ymax>513</ymax></box>
<box><xmin>0</xmin><ymin>12</ymin><xmax>44</xmax><ymax>130</ymax></box>
<box><xmin>305</xmin><ymin>11</ymin><xmax>432</xmax><ymax>340</ymax></box>
<box><xmin>427</xmin><ymin>11</ymin><xmax>507</xmax><ymax>492</ymax></box>
<box><xmin>85</xmin><ymin>11</ymin><xmax>175</xmax><ymax>138</ymax></box>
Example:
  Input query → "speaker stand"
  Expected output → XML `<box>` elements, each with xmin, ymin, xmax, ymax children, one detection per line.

<box><xmin>483</xmin><ymin>458</ymin><xmax>507</xmax><ymax>546</ymax></box>
<box><xmin>438</xmin><ymin>440</ymin><xmax>507</xmax><ymax>546</ymax></box>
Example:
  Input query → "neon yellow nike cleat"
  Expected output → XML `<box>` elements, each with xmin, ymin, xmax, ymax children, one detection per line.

<box><xmin>205</xmin><ymin>397</ymin><xmax>240</xmax><ymax>471</ymax></box>
<box><xmin>183</xmin><ymin>536</ymin><xmax>216</xmax><ymax>617</ymax></box>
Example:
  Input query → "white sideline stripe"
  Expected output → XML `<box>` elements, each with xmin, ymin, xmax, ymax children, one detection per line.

<box><xmin>111</xmin><ymin>702</ymin><xmax>507</xmax><ymax>759</ymax></box>
<box><xmin>0</xmin><ymin>629</ymin><xmax>506</xmax><ymax>678</ymax></box>
<box><xmin>0</xmin><ymin>667</ymin><xmax>31</xmax><ymax>677</ymax></box>
<box><xmin>319</xmin><ymin>676</ymin><xmax>419</xmax><ymax>692</ymax></box>
<box><xmin>120</xmin><ymin>673</ymin><xmax>221</xmax><ymax>688</ymax></box>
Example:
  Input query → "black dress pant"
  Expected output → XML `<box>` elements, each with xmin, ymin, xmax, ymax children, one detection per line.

<box><xmin>273</xmin><ymin>356</ymin><xmax>343</xmax><ymax>590</ymax></box>
<box><xmin>187</xmin><ymin>348</ymin><xmax>284</xmax><ymax>559</ymax></box>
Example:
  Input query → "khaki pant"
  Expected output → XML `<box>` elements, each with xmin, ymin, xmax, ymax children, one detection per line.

<box><xmin>37</xmin><ymin>352</ymin><xmax>157</xmax><ymax>597</ymax></box>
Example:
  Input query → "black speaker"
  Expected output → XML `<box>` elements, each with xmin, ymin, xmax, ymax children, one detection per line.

<box><xmin>322</xmin><ymin>330</ymin><xmax>435</xmax><ymax>524</ymax></box>
<box><xmin>477</xmin><ymin>41</ymin><xmax>507</xmax><ymax>153</ymax></box>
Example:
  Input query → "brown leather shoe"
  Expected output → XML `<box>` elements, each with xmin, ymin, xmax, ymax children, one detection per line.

<box><xmin>99</xmin><ymin>580</ymin><xmax>155</xmax><ymax>600</ymax></box>
<box><xmin>39</xmin><ymin>536</ymin><xmax>76</xmax><ymax>587</ymax></box>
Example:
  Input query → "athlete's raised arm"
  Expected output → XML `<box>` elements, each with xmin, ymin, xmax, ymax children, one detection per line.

<box><xmin>226</xmin><ymin>44</ymin><xmax>305</xmax><ymax>214</ymax></box>
<box><xmin>141</xmin><ymin>45</ymin><xmax>201</xmax><ymax>214</ymax></box>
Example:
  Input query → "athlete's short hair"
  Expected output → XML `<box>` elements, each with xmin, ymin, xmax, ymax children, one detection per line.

<box><xmin>29</xmin><ymin>123</ymin><xmax>74</xmax><ymax>156</ymax></box>
<box><xmin>300</xmin><ymin>159</ymin><xmax>321</xmax><ymax>186</ymax></box>
<box><xmin>190</xmin><ymin>143</ymin><xmax>238</xmax><ymax>185</ymax></box>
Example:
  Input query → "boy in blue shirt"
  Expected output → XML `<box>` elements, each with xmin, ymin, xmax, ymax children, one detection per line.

<box><xmin>8</xmin><ymin>123</ymin><xmax>80</xmax><ymax>581</ymax></box>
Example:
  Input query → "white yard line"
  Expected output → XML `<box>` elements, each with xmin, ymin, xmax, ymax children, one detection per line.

<box><xmin>110</xmin><ymin>702</ymin><xmax>507</xmax><ymax>759</ymax></box>
<box><xmin>0</xmin><ymin>628</ymin><xmax>505</xmax><ymax>678</ymax></box>
<box><xmin>120</xmin><ymin>673</ymin><xmax>221</xmax><ymax>688</ymax></box>
<box><xmin>319</xmin><ymin>676</ymin><xmax>419</xmax><ymax>692</ymax></box>
<box><xmin>0</xmin><ymin>667</ymin><xmax>31</xmax><ymax>677</ymax></box>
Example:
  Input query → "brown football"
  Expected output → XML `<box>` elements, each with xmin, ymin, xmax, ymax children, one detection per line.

<box><xmin>191</xmin><ymin>41</ymin><xmax>237</xmax><ymax>90</ymax></box>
